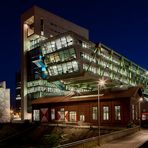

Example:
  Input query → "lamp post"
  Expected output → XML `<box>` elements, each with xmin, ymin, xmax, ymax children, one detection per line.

<box><xmin>139</xmin><ymin>97</ymin><xmax>143</xmax><ymax>128</ymax></box>
<box><xmin>98</xmin><ymin>78</ymin><xmax>106</xmax><ymax>145</ymax></box>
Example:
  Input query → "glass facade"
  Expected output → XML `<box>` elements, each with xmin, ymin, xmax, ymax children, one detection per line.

<box><xmin>48</xmin><ymin>61</ymin><xmax>78</xmax><ymax>76</ymax></box>
<box><xmin>26</xmin><ymin>31</ymin><xmax>148</xmax><ymax>117</ymax></box>
<box><xmin>45</xmin><ymin>48</ymin><xmax>76</xmax><ymax>64</ymax></box>
<box><xmin>27</xmin><ymin>32</ymin><xmax>148</xmax><ymax>100</ymax></box>
<box><xmin>42</xmin><ymin>35</ymin><xmax>73</xmax><ymax>55</ymax></box>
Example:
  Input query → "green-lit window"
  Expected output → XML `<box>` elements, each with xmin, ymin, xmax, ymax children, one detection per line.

<box><xmin>59</xmin><ymin>51</ymin><xmax>65</xmax><ymax>62</ymax></box>
<box><xmin>69</xmin><ymin>48</ymin><xmax>76</xmax><ymax>59</ymax></box>
<box><xmin>64</xmin><ymin>50</ymin><xmax>69</xmax><ymax>60</ymax></box>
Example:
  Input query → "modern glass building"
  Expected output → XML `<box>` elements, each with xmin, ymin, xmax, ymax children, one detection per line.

<box><xmin>21</xmin><ymin>6</ymin><xmax>148</xmax><ymax>120</ymax></box>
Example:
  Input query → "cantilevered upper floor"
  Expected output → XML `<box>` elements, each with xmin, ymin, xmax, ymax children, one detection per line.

<box><xmin>27</xmin><ymin>31</ymin><xmax>148</xmax><ymax>94</ymax></box>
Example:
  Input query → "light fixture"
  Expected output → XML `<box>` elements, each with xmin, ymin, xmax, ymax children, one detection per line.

<box><xmin>24</xmin><ymin>23</ymin><xmax>28</xmax><ymax>29</ymax></box>
<box><xmin>139</xmin><ymin>97</ymin><xmax>143</xmax><ymax>102</ymax></box>
<box><xmin>98</xmin><ymin>77</ymin><xmax>107</xmax><ymax>87</ymax></box>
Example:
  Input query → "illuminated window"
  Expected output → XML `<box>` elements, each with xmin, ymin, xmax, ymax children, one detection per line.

<box><xmin>92</xmin><ymin>106</ymin><xmax>97</xmax><ymax>120</ymax></box>
<box><xmin>57</xmin><ymin>65</ymin><xmax>63</xmax><ymax>74</ymax></box>
<box><xmin>56</xmin><ymin>39</ymin><xmax>62</xmax><ymax>49</ymax></box>
<box><xmin>69</xmin><ymin>48</ymin><xmax>76</xmax><ymax>59</ymax></box>
<box><xmin>132</xmin><ymin>105</ymin><xmax>135</xmax><ymax>120</ymax></box>
<box><xmin>25</xmin><ymin>16</ymin><xmax>34</xmax><ymax>37</ymax></box>
<box><xmin>46</xmin><ymin>43</ymin><xmax>53</xmax><ymax>53</ymax></box>
<box><xmin>33</xmin><ymin>110</ymin><xmax>40</xmax><ymax>121</ymax></box>
<box><xmin>69</xmin><ymin>111</ymin><xmax>76</xmax><ymax>122</ymax></box>
<box><xmin>62</xmin><ymin>64</ymin><xmax>68</xmax><ymax>73</ymax></box>
<box><xmin>53</xmin><ymin>66</ymin><xmax>58</xmax><ymax>75</ymax></box>
<box><xmin>142</xmin><ymin>114</ymin><xmax>148</xmax><ymax>121</ymax></box>
<box><xmin>67</xmin><ymin>62</ymin><xmax>73</xmax><ymax>72</ymax></box>
<box><xmin>47</xmin><ymin>61</ymin><xmax>78</xmax><ymax>76</ymax></box>
<box><xmin>64</xmin><ymin>50</ymin><xmax>69</xmax><ymax>60</ymax></box>
<box><xmin>61</xmin><ymin>37</ymin><xmax>67</xmax><ymax>48</ymax></box>
<box><xmin>103</xmin><ymin>106</ymin><xmax>109</xmax><ymax>120</ymax></box>
<box><xmin>45</xmin><ymin>49</ymin><xmax>76</xmax><ymax>64</ymax></box>
<box><xmin>51</xmin><ymin>41</ymin><xmax>56</xmax><ymax>52</ymax></box>
<box><xmin>72</xmin><ymin>61</ymin><xmax>78</xmax><ymax>71</ymax></box>
<box><xmin>54</xmin><ymin>53</ymin><xmax>60</xmax><ymax>62</ymax></box>
<box><xmin>135</xmin><ymin>106</ymin><xmax>138</xmax><ymax>120</ymax></box>
<box><xmin>51</xmin><ymin>108</ymin><xmax>55</xmax><ymax>120</ymax></box>
<box><xmin>40</xmin><ymin>19</ymin><xmax>44</xmax><ymax>36</ymax></box>
<box><xmin>66</xmin><ymin>36</ymin><xmax>73</xmax><ymax>46</ymax></box>
<box><xmin>80</xmin><ymin>115</ymin><xmax>85</xmax><ymax>121</ymax></box>
<box><xmin>115</xmin><ymin>106</ymin><xmax>121</xmax><ymax>120</ymax></box>
<box><xmin>60</xmin><ymin>108</ymin><xmax>65</xmax><ymax>120</ymax></box>
<box><xmin>42</xmin><ymin>36</ymin><xmax>73</xmax><ymax>55</ymax></box>
<box><xmin>50</xmin><ymin>55</ymin><xmax>55</xmax><ymax>63</ymax></box>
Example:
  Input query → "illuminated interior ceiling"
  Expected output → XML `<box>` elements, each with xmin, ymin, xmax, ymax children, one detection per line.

<box><xmin>24</xmin><ymin>16</ymin><xmax>34</xmax><ymax>25</ymax></box>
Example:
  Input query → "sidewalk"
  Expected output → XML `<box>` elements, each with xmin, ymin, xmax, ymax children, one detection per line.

<box><xmin>96</xmin><ymin>129</ymin><xmax>148</xmax><ymax>148</ymax></box>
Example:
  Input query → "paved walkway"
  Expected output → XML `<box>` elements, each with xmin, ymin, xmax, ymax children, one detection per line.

<box><xmin>96</xmin><ymin>129</ymin><xmax>148</xmax><ymax>148</ymax></box>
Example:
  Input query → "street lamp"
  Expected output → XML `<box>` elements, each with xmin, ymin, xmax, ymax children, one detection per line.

<box><xmin>139</xmin><ymin>97</ymin><xmax>143</xmax><ymax>128</ymax></box>
<box><xmin>98</xmin><ymin>77</ymin><xmax>106</xmax><ymax>145</ymax></box>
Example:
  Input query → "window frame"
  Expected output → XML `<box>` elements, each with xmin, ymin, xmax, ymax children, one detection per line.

<box><xmin>115</xmin><ymin>105</ymin><xmax>121</xmax><ymax>121</ymax></box>
<box><xmin>103</xmin><ymin>106</ymin><xmax>109</xmax><ymax>121</ymax></box>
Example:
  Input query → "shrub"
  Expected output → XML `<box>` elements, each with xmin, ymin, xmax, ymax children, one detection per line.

<box><xmin>126</xmin><ymin>122</ymin><xmax>134</xmax><ymax>128</ymax></box>
<box><xmin>42</xmin><ymin>133</ymin><xmax>61</xmax><ymax>147</ymax></box>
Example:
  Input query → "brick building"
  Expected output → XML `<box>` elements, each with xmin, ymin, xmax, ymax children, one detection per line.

<box><xmin>32</xmin><ymin>86</ymin><xmax>142</xmax><ymax>127</ymax></box>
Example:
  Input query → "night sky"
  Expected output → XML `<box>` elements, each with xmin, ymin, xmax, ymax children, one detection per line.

<box><xmin>1</xmin><ymin>0</ymin><xmax>148</xmax><ymax>106</ymax></box>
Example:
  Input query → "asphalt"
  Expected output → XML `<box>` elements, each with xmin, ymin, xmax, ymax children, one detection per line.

<box><xmin>95</xmin><ymin>129</ymin><xmax>148</xmax><ymax>148</ymax></box>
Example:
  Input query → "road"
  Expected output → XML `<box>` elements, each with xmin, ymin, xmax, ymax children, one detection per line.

<box><xmin>94</xmin><ymin>129</ymin><xmax>148</xmax><ymax>148</ymax></box>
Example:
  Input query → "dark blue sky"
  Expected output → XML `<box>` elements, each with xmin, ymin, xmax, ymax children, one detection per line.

<box><xmin>0</xmin><ymin>0</ymin><xmax>148</xmax><ymax>106</ymax></box>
